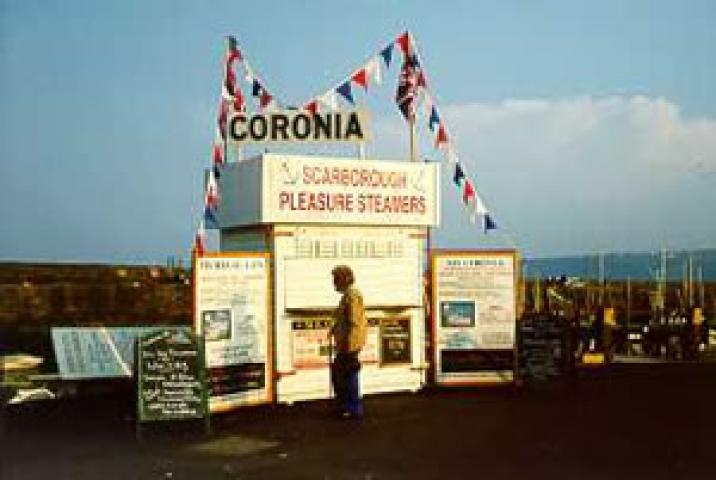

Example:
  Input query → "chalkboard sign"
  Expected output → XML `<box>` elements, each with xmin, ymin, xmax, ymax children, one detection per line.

<box><xmin>519</xmin><ymin>317</ymin><xmax>569</xmax><ymax>382</ymax></box>
<box><xmin>380</xmin><ymin>317</ymin><xmax>411</xmax><ymax>365</ymax></box>
<box><xmin>136</xmin><ymin>328</ymin><xmax>209</xmax><ymax>423</ymax></box>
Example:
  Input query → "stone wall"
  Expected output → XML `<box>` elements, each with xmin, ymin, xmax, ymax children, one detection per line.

<box><xmin>0</xmin><ymin>263</ymin><xmax>192</xmax><ymax>363</ymax></box>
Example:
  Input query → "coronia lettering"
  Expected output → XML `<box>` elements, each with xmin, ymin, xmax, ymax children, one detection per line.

<box><xmin>228</xmin><ymin>110</ymin><xmax>368</xmax><ymax>144</ymax></box>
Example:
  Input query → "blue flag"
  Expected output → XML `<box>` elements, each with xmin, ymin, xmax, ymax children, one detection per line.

<box><xmin>252</xmin><ymin>79</ymin><xmax>262</xmax><ymax>97</ymax></box>
<box><xmin>204</xmin><ymin>206</ymin><xmax>218</xmax><ymax>229</ymax></box>
<box><xmin>428</xmin><ymin>106</ymin><xmax>440</xmax><ymax>132</ymax></box>
<box><xmin>380</xmin><ymin>44</ymin><xmax>393</xmax><ymax>68</ymax></box>
<box><xmin>453</xmin><ymin>163</ymin><xmax>465</xmax><ymax>186</ymax></box>
<box><xmin>484</xmin><ymin>214</ymin><xmax>497</xmax><ymax>232</ymax></box>
<box><xmin>336</xmin><ymin>81</ymin><xmax>354</xmax><ymax>105</ymax></box>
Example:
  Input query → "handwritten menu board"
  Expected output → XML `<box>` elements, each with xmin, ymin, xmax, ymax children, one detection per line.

<box><xmin>380</xmin><ymin>317</ymin><xmax>411</xmax><ymax>365</ymax></box>
<box><xmin>137</xmin><ymin>329</ymin><xmax>208</xmax><ymax>422</ymax></box>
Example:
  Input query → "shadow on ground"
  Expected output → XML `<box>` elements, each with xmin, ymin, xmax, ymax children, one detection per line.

<box><xmin>3</xmin><ymin>363</ymin><xmax>715</xmax><ymax>480</ymax></box>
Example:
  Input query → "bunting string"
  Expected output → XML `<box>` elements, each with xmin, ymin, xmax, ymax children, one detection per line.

<box><xmin>195</xmin><ymin>31</ymin><xmax>503</xmax><ymax>257</ymax></box>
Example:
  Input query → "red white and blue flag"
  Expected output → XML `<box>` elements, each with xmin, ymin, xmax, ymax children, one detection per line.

<box><xmin>395</xmin><ymin>52</ymin><xmax>421</xmax><ymax>120</ymax></box>
<box><xmin>194</xmin><ymin>220</ymin><xmax>206</xmax><ymax>257</ymax></box>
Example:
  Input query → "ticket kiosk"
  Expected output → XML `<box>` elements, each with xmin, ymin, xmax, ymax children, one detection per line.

<box><xmin>216</xmin><ymin>153</ymin><xmax>439</xmax><ymax>403</ymax></box>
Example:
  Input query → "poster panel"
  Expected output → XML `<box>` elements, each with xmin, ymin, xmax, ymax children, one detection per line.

<box><xmin>291</xmin><ymin>317</ymin><xmax>379</xmax><ymax>370</ymax></box>
<box><xmin>380</xmin><ymin>317</ymin><xmax>412</xmax><ymax>365</ymax></box>
<box><xmin>432</xmin><ymin>250</ymin><xmax>517</xmax><ymax>385</ymax></box>
<box><xmin>194</xmin><ymin>253</ymin><xmax>271</xmax><ymax>411</ymax></box>
<box><xmin>52</xmin><ymin>326</ymin><xmax>188</xmax><ymax>379</ymax></box>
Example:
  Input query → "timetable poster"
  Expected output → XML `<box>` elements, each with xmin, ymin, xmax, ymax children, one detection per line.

<box><xmin>194</xmin><ymin>253</ymin><xmax>271</xmax><ymax>411</ymax></box>
<box><xmin>432</xmin><ymin>251</ymin><xmax>517</xmax><ymax>385</ymax></box>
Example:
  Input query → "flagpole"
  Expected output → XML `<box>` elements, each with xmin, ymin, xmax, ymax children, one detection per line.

<box><xmin>410</xmin><ymin>115</ymin><xmax>417</xmax><ymax>163</ymax></box>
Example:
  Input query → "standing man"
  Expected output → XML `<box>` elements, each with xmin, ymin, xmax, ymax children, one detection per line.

<box><xmin>328</xmin><ymin>265</ymin><xmax>367</xmax><ymax>419</ymax></box>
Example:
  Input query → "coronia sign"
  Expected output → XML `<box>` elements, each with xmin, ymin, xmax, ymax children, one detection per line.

<box><xmin>227</xmin><ymin>110</ymin><xmax>369</xmax><ymax>145</ymax></box>
<box><xmin>262</xmin><ymin>155</ymin><xmax>439</xmax><ymax>226</ymax></box>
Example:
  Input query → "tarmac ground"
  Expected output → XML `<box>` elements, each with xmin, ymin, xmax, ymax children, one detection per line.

<box><xmin>2</xmin><ymin>362</ymin><xmax>715</xmax><ymax>480</ymax></box>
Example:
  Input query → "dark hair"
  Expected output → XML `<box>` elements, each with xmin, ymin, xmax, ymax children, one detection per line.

<box><xmin>331</xmin><ymin>265</ymin><xmax>355</xmax><ymax>286</ymax></box>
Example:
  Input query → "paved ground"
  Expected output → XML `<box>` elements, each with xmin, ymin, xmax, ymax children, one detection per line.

<box><xmin>2</xmin><ymin>363</ymin><xmax>715</xmax><ymax>480</ymax></box>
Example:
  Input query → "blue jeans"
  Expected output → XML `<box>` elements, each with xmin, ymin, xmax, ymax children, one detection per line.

<box><xmin>331</xmin><ymin>351</ymin><xmax>363</xmax><ymax>416</ymax></box>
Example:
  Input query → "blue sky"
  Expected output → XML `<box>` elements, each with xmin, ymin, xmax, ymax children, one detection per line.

<box><xmin>1</xmin><ymin>0</ymin><xmax>714</xmax><ymax>263</ymax></box>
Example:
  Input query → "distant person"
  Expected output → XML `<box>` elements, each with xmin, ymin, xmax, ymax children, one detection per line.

<box><xmin>328</xmin><ymin>265</ymin><xmax>367</xmax><ymax>419</ymax></box>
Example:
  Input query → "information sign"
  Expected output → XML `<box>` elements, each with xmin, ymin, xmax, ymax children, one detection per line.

<box><xmin>380</xmin><ymin>317</ymin><xmax>412</xmax><ymax>365</ymax></box>
<box><xmin>194</xmin><ymin>253</ymin><xmax>272</xmax><ymax>411</ymax></box>
<box><xmin>52</xmin><ymin>326</ymin><xmax>187</xmax><ymax>379</ymax></box>
<box><xmin>432</xmin><ymin>250</ymin><xmax>518</xmax><ymax>385</ymax></box>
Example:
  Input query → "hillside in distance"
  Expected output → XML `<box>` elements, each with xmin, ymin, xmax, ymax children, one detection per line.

<box><xmin>524</xmin><ymin>248</ymin><xmax>716</xmax><ymax>282</ymax></box>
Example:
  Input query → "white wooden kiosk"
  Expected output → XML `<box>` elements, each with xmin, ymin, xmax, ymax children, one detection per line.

<box><xmin>216</xmin><ymin>153</ymin><xmax>439</xmax><ymax>403</ymax></box>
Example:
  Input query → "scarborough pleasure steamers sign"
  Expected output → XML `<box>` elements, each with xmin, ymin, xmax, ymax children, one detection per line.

<box><xmin>267</xmin><ymin>155</ymin><xmax>439</xmax><ymax>225</ymax></box>
<box><xmin>218</xmin><ymin>154</ymin><xmax>439</xmax><ymax>226</ymax></box>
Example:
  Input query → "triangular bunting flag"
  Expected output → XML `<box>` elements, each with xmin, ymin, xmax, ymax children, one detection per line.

<box><xmin>260</xmin><ymin>91</ymin><xmax>273</xmax><ymax>109</ymax></box>
<box><xmin>428</xmin><ymin>106</ymin><xmax>440</xmax><ymax>132</ymax></box>
<box><xmin>226</xmin><ymin>36</ymin><xmax>242</xmax><ymax>64</ymax></box>
<box><xmin>417</xmin><ymin>71</ymin><xmax>427</xmax><ymax>89</ymax></box>
<box><xmin>205</xmin><ymin>169</ymin><xmax>219</xmax><ymax>208</ymax></box>
<box><xmin>244</xmin><ymin>63</ymin><xmax>256</xmax><ymax>83</ymax></box>
<box><xmin>380</xmin><ymin>44</ymin><xmax>393</xmax><ymax>68</ymax></box>
<box><xmin>212</xmin><ymin>144</ymin><xmax>224</xmax><ymax>178</ymax></box>
<box><xmin>475</xmin><ymin>195</ymin><xmax>488</xmax><ymax>215</ymax></box>
<box><xmin>223</xmin><ymin>68</ymin><xmax>236</xmax><ymax>99</ymax></box>
<box><xmin>304</xmin><ymin>100</ymin><xmax>319</xmax><ymax>115</ymax></box>
<box><xmin>453</xmin><ymin>163</ymin><xmax>465</xmax><ymax>186</ymax></box>
<box><xmin>204</xmin><ymin>205</ymin><xmax>218</xmax><ymax>227</ymax></box>
<box><xmin>194</xmin><ymin>221</ymin><xmax>205</xmax><ymax>257</ymax></box>
<box><xmin>396</xmin><ymin>31</ymin><xmax>410</xmax><ymax>55</ymax></box>
<box><xmin>252</xmin><ymin>79</ymin><xmax>262</xmax><ymax>97</ymax></box>
<box><xmin>233</xmin><ymin>87</ymin><xmax>245</xmax><ymax>111</ymax></box>
<box><xmin>435</xmin><ymin>124</ymin><xmax>448</xmax><ymax>147</ymax></box>
<box><xmin>319</xmin><ymin>91</ymin><xmax>338</xmax><ymax>111</ymax></box>
<box><xmin>484</xmin><ymin>214</ymin><xmax>497</xmax><ymax>232</ymax></box>
<box><xmin>422</xmin><ymin>92</ymin><xmax>433</xmax><ymax>116</ymax></box>
<box><xmin>217</xmin><ymin>100</ymin><xmax>228</xmax><ymax>139</ymax></box>
<box><xmin>336</xmin><ymin>81</ymin><xmax>354</xmax><ymax>105</ymax></box>
<box><xmin>366</xmin><ymin>57</ymin><xmax>382</xmax><ymax>85</ymax></box>
<box><xmin>212</xmin><ymin>143</ymin><xmax>223</xmax><ymax>166</ymax></box>
<box><xmin>352</xmin><ymin>69</ymin><xmax>368</xmax><ymax>91</ymax></box>
<box><xmin>463</xmin><ymin>179</ymin><xmax>475</xmax><ymax>205</ymax></box>
<box><xmin>395</xmin><ymin>53</ymin><xmax>420</xmax><ymax>120</ymax></box>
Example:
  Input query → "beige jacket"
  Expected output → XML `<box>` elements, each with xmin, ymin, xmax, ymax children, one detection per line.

<box><xmin>330</xmin><ymin>285</ymin><xmax>367</xmax><ymax>353</ymax></box>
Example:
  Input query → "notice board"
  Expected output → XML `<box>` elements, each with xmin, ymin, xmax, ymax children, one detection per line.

<box><xmin>194</xmin><ymin>253</ymin><xmax>272</xmax><ymax>411</ymax></box>
<box><xmin>432</xmin><ymin>250</ymin><xmax>518</xmax><ymax>385</ymax></box>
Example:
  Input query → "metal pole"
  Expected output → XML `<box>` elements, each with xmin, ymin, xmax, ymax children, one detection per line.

<box><xmin>409</xmin><ymin>116</ymin><xmax>417</xmax><ymax>163</ymax></box>
<box><xmin>627</xmin><ymin>276</ymin><xmax>631</xmax><ymax>328</ymax></box>
<box><xmin>689</xmin><ymin>255</ymin><xmax>694</xmax><ymax>308</ymax></box>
